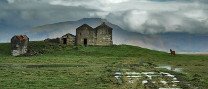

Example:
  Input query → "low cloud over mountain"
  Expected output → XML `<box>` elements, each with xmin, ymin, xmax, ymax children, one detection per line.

<box><xmin>0</xmin><ymin>0</ymin><xmax>208</xmax><ymax>53</ymax></box>
<box><xmin>29</xmin><ymin>18</ymin><xmax>208</xmax><ymax>53</ymax></box>
<box><xmin>1</xmin><ymin>0</ymin><xmax>208</xmax><ymax>35</ymax></box>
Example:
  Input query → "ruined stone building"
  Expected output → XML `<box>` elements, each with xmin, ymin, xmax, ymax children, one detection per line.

<box><xmin>44</xmin><ymin>33</ymin><xmax>75</xmax><ymax>46</ymax></box>
<box><xmin>76</xmin><ymin>22</ymin><xmax>113</xmax><ymax>46</ymax></box>
<box><xmin>45</xmin><ymin>22</ymin><xmax>113</xmax><ymax>46</ymax></box>
<box><xmin>94</xmin><ymin>22</ymin><xmax>113</xmax><ymax>45</ymax></box>
<box><xmin>11</xmin><ymin>35</ymin><xmax>29</xmax><ymax>56</ymax></box>
<box><xmin>76</xmin><ymin>24</ymin><xmax>96</xmax><ymax>45</ymax></box>
<box><xmin>60</xmin><ymin>33</ymin><xmax>76</xmax><ymax>46</ymax></box>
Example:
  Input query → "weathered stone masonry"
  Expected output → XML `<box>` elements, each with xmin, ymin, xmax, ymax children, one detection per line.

<box><xmin>76</xmin><ymin>22</ymin><xmax>113</xmax><ymax>46</ymax></box>
<box><xmin>45</xmin><ymin>22</ymin><xmax>113</xmax><ymax>46</ymax></box>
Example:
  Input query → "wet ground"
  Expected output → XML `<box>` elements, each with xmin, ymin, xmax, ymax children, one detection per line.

<box><xmin>115</xmin><ymin>71</ymin><xmax>181</xmax><ymax>89</ymax></box>
<box><xmin>113</xmin><ymin>63</ymin><xmax>192</xmax><ymax>89</ymax></box>
<box><xmin>0</xmin><ymin>63</ymin><xmax>193</xmax><ymax>89</ymax></box>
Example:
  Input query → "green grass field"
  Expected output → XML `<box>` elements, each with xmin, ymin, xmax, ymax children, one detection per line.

<box><xmin>0</xmin><ymin>41</ymin><xmax>208</xmax><ymax>89</ymax></box>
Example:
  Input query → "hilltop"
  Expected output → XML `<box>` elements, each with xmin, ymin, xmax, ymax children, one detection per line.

<box><xmin>0</xmin><ymin>41</ymin><xmax>208</xmax><ymax>88</ymax></box>
<box><xmin>25</xmin><ymin>18</ymin><xmax>208</xmax><ymax>53</ymax></box>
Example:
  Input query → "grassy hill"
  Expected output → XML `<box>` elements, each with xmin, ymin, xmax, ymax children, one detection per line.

<box><xmin>0</xmin><ymin>41</ymin><xmax>208</xmax><ymax>89</ymax></box>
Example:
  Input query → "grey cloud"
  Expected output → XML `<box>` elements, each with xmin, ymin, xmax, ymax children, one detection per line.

<box><xmin>0</xmin><ymin>0</ymin><xmax>8</xmax><ymax>3</ymax></box>
<box><xmin>105</xmin><ymin>8</ymin><xmax>208</xmax><ymax>34</ymax></box>
<box><xmin>0</xmin><ymin>0</ymin><xmax>208</xmax><ymax>42</ymax></box>
<box><xmin>0</xmin><ymin>0</ymin><xmax>99</xmax><ymax>42</ymax></box>
<box><xmin>149</xmin><ymin>0</ymin><xmax>208</xmax><ymax>3</ymax></box>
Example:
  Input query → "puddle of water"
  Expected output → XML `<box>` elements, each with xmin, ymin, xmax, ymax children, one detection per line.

<box><xmin>115</xmin><ymin>72</ymin><xmax>122</xmax><ymax>75</ymax></box>
<box><xmin>141</xmin><ymin>72</ymin><xmax>156</xmax><ymax>75</ymax></box>
<box><xmin>172</xmin><ymin>81</ymin><xmax>180</xmax><ymax>83</ymax></box>
<box><xmin>160</xmin><ymin>72</ymin><xmax>175</xmax><ymax>78</ymax></box>
<box><xmin>114</xmin><ymin>71</ymin><xmax>181</xmax><ymax>88</ymax></box>
<box><xmin>173</xmin><ymin>78</ymin><xmax>177</xmax><ymax>80</ymax></box>
<box><xmin>115</xmin><ymin>76</ymin><xmax>121</xmax><ymax>79</ymax></box>
<box><xmin>126</xmin><ymin>72</ymin><xmax>141</xmax><ymax>75</ymax></box>
<box><xmin>126</xmin><ymin>75</ymin><xmax>142</xmax><ymax>78</ymax></box>
<box><xmin>156</xmin><ymin>65</ymin><xmax>183</xmax><ymax>72</ymax></box>
<box><xmin>160</xmin><ymin>81</ymin><xmax>167</xmax><ymax>85</ymax></box>
<box><xmin>142</xmin><ymin>80</ymin><xmax>148</xmax><ymax>84</ymax></box>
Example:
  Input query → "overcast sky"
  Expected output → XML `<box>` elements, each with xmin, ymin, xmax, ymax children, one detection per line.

<box><xmin>0</xmin><ymin>0</ymin><xmax>208</xmax><ymax>42</ymax></box>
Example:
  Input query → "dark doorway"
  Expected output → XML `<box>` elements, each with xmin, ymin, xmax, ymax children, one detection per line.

<box><xmin>84</xmin><ymin>38</ymin><xmax>87</xmax><ymax>46</ymax></box>
<box><xmin>63</xmin><ymin>38</ymin><xmax>67</xmax><ymax>44</ymax></box>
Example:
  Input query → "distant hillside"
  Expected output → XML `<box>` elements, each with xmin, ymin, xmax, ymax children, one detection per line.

<box><xmin>28</xmin><ymin>18</ymin><xmax>208</xmax><ymax>53</ymax></box>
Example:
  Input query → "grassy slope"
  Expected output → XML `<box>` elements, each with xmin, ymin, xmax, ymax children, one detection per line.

<box><xmin>0</xmin><ymin>41</ymin><xmax>208</xmax><ymax>89</ymax></box>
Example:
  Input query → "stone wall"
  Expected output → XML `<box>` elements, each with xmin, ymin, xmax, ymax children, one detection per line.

<box><xmin>76</xmin><ymin>23</ymin><xmax>113</xmax><ymax>46</ymax></box>
<box><xmin>95</xmin><ymin>23</ymin><xmax>113</xmax><ymax>45</ymax></box>
<box><xmin>60</xmin><ymin>33</ymin><xmax>76</xmax><ymax>46</ymax></box>
<box><xmin>76</xmin><ymin>24</ymin><xmax>96</xmax><ymax>46</ymax></box>
<box><xmin>44</xmin><ymin>23</ymin><xmax>113</xmax><ymax>46</ymax></box>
